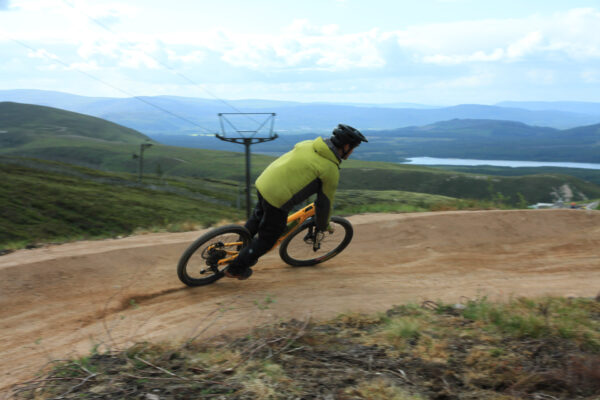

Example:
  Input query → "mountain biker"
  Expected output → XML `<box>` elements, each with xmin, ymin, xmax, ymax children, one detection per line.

<box><xmin>224</xmin><ymin>123</ymin><xmax>368</xmax><ymax>280</ymax></box>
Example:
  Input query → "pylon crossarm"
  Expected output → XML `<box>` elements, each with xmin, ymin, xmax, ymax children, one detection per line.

<box><xmin>215</xmin><ymin>134</ymin><xmax>277</xmax><ymax>145</ymax></box>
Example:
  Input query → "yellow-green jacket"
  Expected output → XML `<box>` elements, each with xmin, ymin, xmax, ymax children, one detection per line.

<box><xmin>255</xmin><ymin>137</ymin><xmax>340</xmax><ymax>231</ymax></box>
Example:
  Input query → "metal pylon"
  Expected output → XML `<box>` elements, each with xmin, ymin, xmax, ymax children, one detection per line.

<box><xmin>216</xmin><ymin>113</ymin><xmax>278</xmax><ymax>218</ymax></box>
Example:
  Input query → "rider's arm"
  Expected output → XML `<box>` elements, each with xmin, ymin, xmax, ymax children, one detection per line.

<box><xmin>314</xmin><ymin>168</ymin><xmax>339</xmax><ymax>231</ymax></box>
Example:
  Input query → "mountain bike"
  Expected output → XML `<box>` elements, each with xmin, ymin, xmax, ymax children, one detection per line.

<box><xmin>177</xmin><ymin>203</ymin><xmax>353</xmax><ymax>286</ymax></box>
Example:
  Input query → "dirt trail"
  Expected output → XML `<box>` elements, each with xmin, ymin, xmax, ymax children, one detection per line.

<box><xmin>2</xmin><ymin>209</ymin><xmax>600</xmax><ymax>396</ymax></box>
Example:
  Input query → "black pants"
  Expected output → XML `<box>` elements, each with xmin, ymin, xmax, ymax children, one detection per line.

<box><xmin>229</xmin><ymin>191</ymin><xmax>288</xmax><ymax>272</ymax></box>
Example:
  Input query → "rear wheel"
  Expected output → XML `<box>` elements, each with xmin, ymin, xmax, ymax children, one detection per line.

<box><xmin>177</xmin><ymin>225</ymin><xmax>251</xmax><ymax>286</ymax></box>
<box><xmin>279</xmin><ymin>216</ymin><xmax>353</xmax><ymax>267</ymax></box>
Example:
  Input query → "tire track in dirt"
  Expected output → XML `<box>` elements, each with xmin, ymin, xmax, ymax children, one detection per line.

<box><xmin>2</xmin><ymin>209</ymin><xmax>600</xmax><ymax>396</ymax></box>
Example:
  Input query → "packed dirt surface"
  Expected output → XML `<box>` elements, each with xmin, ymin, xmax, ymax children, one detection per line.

<box><xmin>2</xmin><ymin>209</ymin><xmax>600</xmax><ymax>396</ymax></box>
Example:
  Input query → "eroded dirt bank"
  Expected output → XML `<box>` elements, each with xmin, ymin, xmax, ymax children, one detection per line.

<box><xmin>1</xmin><ymin>209</ymin><xmax>600</xmax><ymax>396</ymax></box>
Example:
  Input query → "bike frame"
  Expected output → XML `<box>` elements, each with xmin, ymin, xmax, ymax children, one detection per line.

<box><xmin>215</xmin><ymin>202</ymin><xmax>317</xmax><ymax>265</ymax></box>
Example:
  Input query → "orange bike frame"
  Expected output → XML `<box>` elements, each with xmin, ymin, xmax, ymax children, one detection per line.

<box><xmin>216</xmin><ymin>203</ymin><xmax>317</xmax><ymax>265</ymax></box>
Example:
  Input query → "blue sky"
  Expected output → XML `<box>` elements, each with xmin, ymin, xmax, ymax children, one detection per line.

<box><xmin>1</xmin><ymin>0</ymin><xmax>600</xmax><ymax>105</ymax></box>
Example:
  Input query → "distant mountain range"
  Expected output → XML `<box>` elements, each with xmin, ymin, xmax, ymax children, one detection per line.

<box><xmin>497</xmin><ymin>101</ymin><xmax>600</xmax><ymax>116</ymax></box>
<box><xmin>150</xmin><ymin>118</ymin><xmax>600</xmax><ymax>163</ymax></box>
<box><xmin>1</xmin><ymin>90</ymin><xmax>600</xmax><ymax>138</ymax></box>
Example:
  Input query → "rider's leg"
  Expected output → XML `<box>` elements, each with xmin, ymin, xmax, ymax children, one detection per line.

<box><xmin>227</xmin><ymin>194</ymin><xmax>287</xmax><ymax>276</ymax></box>
<box><xmin>244</xmin><ymin>191</ymin><xmax>265</xmax><ymax>238</ymax></box>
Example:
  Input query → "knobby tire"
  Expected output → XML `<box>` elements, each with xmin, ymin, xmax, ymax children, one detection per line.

<box><xmin>279</xmin><ymin>216</ymin><xmax>353</xmax><ymax>267</ymax></box>
<box><xmin>177</xmin><ymin>225</ymin><xmax>251</xmax><ymax>287</ymax></box>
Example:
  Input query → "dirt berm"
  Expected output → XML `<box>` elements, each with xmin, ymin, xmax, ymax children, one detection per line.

<box><xmin>1</xmin><ymin>209</ymin><xmax>599</xmax><ymax>395</ymax></box>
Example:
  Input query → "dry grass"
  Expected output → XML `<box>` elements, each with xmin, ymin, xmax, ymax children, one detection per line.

<box><xmin>11</xmin><ymin>296</ymin><xmax>600</xmax><ymax>399</ymax></box>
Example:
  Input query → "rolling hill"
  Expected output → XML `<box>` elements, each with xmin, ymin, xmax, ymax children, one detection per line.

<box><xmin>497</xmin><ymin>100</ymin><xmax>600</xmax><ymax>116</ymax></box>
<box><xmin>366</xmin><ymin>119</ymin><xmax>600</xmax><ymax>163</ymax></box>
<box><xmin>0</xmin><ymin>101</ymin><xmax>150</xmax><ymax>146</ymax></box>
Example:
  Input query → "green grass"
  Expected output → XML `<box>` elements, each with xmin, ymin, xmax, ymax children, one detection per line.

<box><xmin>0</xmin><ymin>101</ymin><xmax>149</xmax><ymax>145</ymax></box>
<box><xmin>461</xmin><ymin>297</ymin><xmax>600</xmax><ymax>350</ymax></box>
<box><xmin>431</xmin><ymin>164</ymin><xmax>600</xmax><ymax>186</ymax></box>
<box><xmin>0</xmin><ymin>156</ymin><xmax>502</xmax><ymax>248</ymax></box>
<box><xmin>340</xmin><ymin>161</ymin><xmax>600</xmax><ymax>205</ymax></box>
<box><xmin>0</xmin><ymin>161</ymin><xmax>243</xmax><ymax>248</ymax></box>
<box><xmin>334</xmin><ymin>189</ymin><xmax>500</xmax><ymax>214</ymax></box>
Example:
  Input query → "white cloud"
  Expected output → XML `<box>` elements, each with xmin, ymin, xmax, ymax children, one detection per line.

<box><xmin>526</xmin><ymin>69</ymin><xmax>556</xmax><ymax>85</ymax></box>
<box><xmin>117</xmin><ymin>47</ymin><xmax>160</xmax><ymax>69</ymax></box>
<box><xmin>427</xmin><ymin>73</ymin><xmax>495</xmax><ymax>89</ymax></box>
<box><xmin>285</xmin><ymin>19</ymin><xmax>340</xmax><ymax>36</ymax></box>
<box><xmin>171</xmin><ymin>8</ymin><xmax>600</xmax><ymax>74</ymax></box>
<box><xmin>65</xmin><ymin>60</ymin><xmax>100</xmax><ymax>71</ymax></box>
<box><xmin>167</xmin><ymin>49</ymin><xmax>206</xmax><ymax>64</ymax></box>
<box><xmin>416</xmin><ymin>8</ymin><xmax>600</xmax><ymax>66</ymax></box>
<box><xmin>581</xmin><ymin>69</ymin><xmax>600</xmax><ymax>83</ymax></box>
<box><xmin>27</xmin><ymin>47</ymin><xmax>59</xmax><ymax>60</ymax></box>
<box><xmin>9</xmin><ymin>0</ymin><xmax>62</xmax><ymax>12</ymax></box>
<box><xmin>218</xmin><ymin>21</ymin><xmax>385</xmax><ymax>71</ymax></box>
<box><xmin>423</xmin><ymin>49</ymin><xmax>505</xmax><ymax>65</ymax></box>
<box><xmin>2</xmin><ymin>3</ymin><xmax>600</xmax><ymax>102</ymax></box>
<box><xmin>506</xmin><ymin>31</ymin><xmax>543</xmax><ymax>59</ymax></box>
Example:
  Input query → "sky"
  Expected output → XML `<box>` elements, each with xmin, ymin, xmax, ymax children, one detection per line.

<box><xmin>1</xmin><ymin>0</ymin><xmax>600</xmax><ymax>105</ymax></box>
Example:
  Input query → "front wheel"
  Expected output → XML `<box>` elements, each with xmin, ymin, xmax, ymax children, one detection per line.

<box><xmin>279</xmin><ymin>216</ymin><xmax>353</xmax><ymax>267</ymax></box>
<box><xmin>177</xmin><ymin>225</ymin><xmax>252</xmax><ymax>286</ymax></box>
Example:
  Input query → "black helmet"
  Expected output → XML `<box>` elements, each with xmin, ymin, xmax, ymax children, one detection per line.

<box><xmin>330</xmin><ymin>124</ymin><xmax>368</xmax><ymax>148</ymax></box>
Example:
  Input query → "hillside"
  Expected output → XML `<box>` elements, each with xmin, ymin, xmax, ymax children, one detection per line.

<box><xmin>0</xmin><ymin>102</ymin><xmax>274</xmax><ymax>177</ymax></box>
<box><xmin>341</xmin><ymin>160</ymin><xmax>600</xmax><ymax>204</ymax></box>
<box><xmin>0</xmin><ymin>102</ymin><xmax>150</xmax><ymax>146</ymax></box>
<box><xmin>428</xmin><ymin>164</ymin><xmax>600</xmax><ymax>186</ymax></box>
<box><xmin>1</xmin><ymin>101</ymin><xmax>599</xmax><ymax>250</ymax></box>
<box><xmin>2</xmin><ymin>102</ymin><xmax>600</xmax><ymax>210</ymax></box>
<box><xmin>0</xmin><ymin>156</ymin><xmax>472</xmax><ymax>248</ymax></box>
<box><xmin>4</xmin><ymin>153</ymin><xmax>599</xmax><ymax>249</ymax></box>
<box><xmin>365</xmin><ymin>119</ymin><xmax>600</xmax><ymax>163</ymax></box>
<box><xmin>0</xmin><ymin>159</ymin><xmax>243</xmax><ymax>248</ymax></box>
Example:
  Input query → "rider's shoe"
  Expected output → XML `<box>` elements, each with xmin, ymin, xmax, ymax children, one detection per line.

<box><xmin>224</xmin><ymin>266</ymin><xmax>253</xmax><ymax>280</ymax></box>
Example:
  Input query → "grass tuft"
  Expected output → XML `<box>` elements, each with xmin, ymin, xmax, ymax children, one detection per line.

<box><xmin>10</xmin><ymin>297</ymin><xmax>600</xmax><ymax>399</ymax></box>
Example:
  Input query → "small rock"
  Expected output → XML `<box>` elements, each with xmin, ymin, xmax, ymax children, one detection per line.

<box><xmin>145</xmin><ymin>394</ymin><xmax>160</xmax><ymax>400</ymax></box>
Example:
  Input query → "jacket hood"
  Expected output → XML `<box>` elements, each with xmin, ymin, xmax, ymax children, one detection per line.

<box><xmin>312</xmin><ymin>136</ymin><xmax>341</xmax><ymax>166</ymax></box>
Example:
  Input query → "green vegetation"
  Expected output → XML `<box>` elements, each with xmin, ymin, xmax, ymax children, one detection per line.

<box><xmin>2</xmin><ymin>102</ymin><xmax>600</xmax><ymax>248</ymax></box>
<box><xmin>0</xmin><ymin>101</ymin><xmax>149</xmax><ymax>146</ymax></box>
<box><xmin>334</xmin><ymin>189</ymin><xmax>495</xmax><ymax>214</ymax></box>
<box><xmin>3</xmin><ymin>102</ymin><xmax>600</xmax><ymax>206</ymax></box>
<box><xmin>1</xmin><ymin>156</ymin><xmax>503</xmax><ymax>248</ymax></box>
<box><xmin>430</xmin><ymin>164</ymin><xmax>600</xmax><ymax>186</ymax></box>
<box><xmin>341</xmin><ymin>160</ymin><xmax>600</xmax><ymax>205</ymax></box>
<box><xmin>0</xmin><ymin>160</ymin><xmax>243</xmax><ymax>248</ymax></box>
<box><xmin>12</xmin><ymin>297</ymin><xmax>600</xmax><ymax>399</ymax></box>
